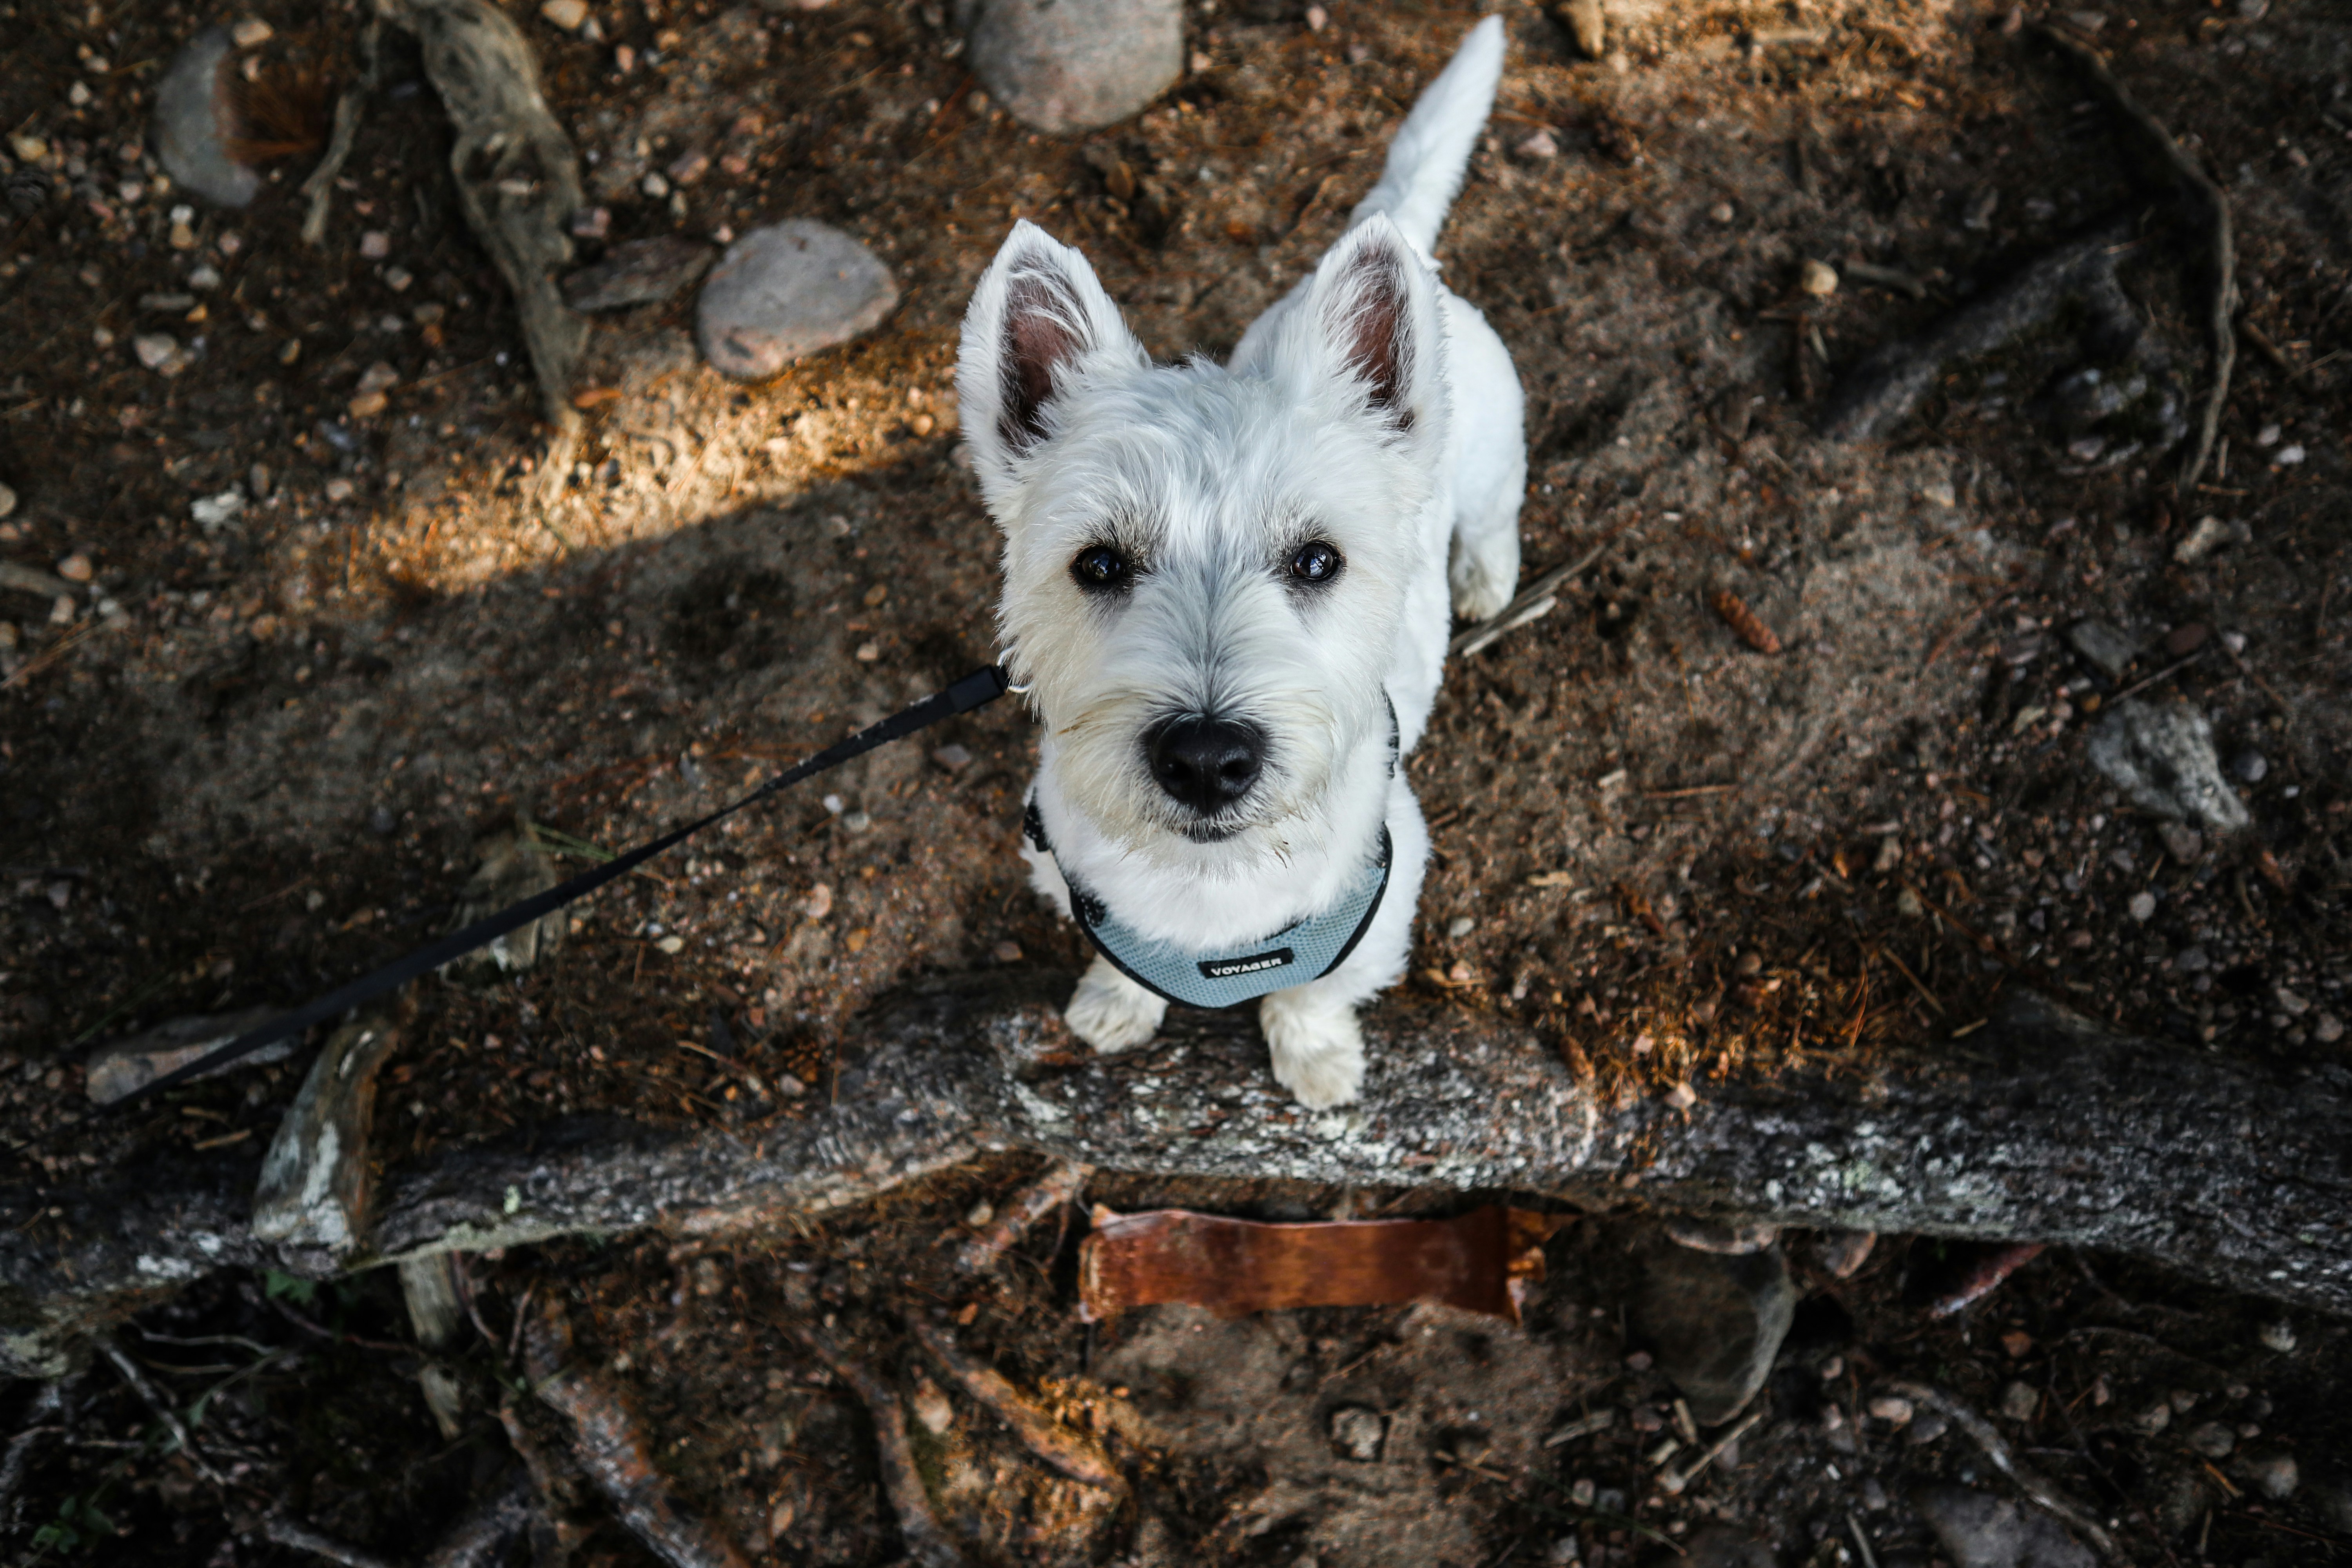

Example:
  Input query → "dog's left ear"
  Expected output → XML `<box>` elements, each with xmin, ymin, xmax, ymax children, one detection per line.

<box><xmin>958</xmin><ymin>222</ymin><xmax>1143</xmax><ymax>495</ymax></box>
<box><xmin>1289</xmin><ymin>217</ymin><xmax>1446</xmax><ymax>448</ymax></box>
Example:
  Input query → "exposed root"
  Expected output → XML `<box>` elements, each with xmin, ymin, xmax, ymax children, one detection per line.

<box><xmin>786</xmin><ymin>1318</ymin><xmax>972</xmax><ymax>1568</ymax></box>
<box><xmin>909</xmin><ymin>1318</ymin><xmax>1123</xmax><ymax>1490</ymax></box>
<box><xmin>298</xmin><ymin>19</ymin><xmax>380</xmax><ymax>247</ymax></box>
<box><xmin>2035</xmin><ymin>24</ymin><xmax>2234</xmax><ymax>495</ymax></box>
<box><xmin>1885</xmin><ymin>1379</ymin><xmax>2117</xmax><ymax>1559</ymax></box>
<box><xmin>958</xmin><ymin>1158</ymin><xmax>1091</xmax><ymax>1273</ymax></box>
<box><xmin>423</xmin><ymin>1470</ymin><xmax>536</xmax><ymax>1568</ymax></box>
<box><xmin>263</xmin><ymin>1516</ymin><xmax>398</xmax><ymax>1568</ymax></box>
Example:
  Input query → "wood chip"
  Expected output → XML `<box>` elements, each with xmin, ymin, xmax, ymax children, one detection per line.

<box><xmin>1710</xmin><ymin>589</ymin><xmax>1782</xmax><ymax>653</ymax></box>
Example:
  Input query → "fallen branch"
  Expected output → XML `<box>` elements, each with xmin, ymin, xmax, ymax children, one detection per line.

<box><xmin>2036</xmin><ymin>24</ymin><xmax>2234</xmax><ymax>495</ymax></box>
<box><xmin>1451</xmin><ymin>532</ymin><xmax>1622</xmax><ymax>657</ymax></box>
<box><xmin>1885</xmin><ymin>1379</ymin><xmax>2116</xmax><ymax>1559</ymax></box>
<box><xmin>786</xmin><ymin>1318</ymin><xmax>971</xmax><ymax>1568</ymax></box>
<box><xmin>263</xmin><ymin>1516</ymin><xmax>397</xmax><ymax>1568</ymax></box>
<box><xmin>908</xmin><ymin>1318</ymin><xmax>1122</xmax><ymax>1490</ymax></box>
<box><xmin>423</xmin><ymin>1470</ymin><xmax>535</xmax><ymax>1568</ymax></box>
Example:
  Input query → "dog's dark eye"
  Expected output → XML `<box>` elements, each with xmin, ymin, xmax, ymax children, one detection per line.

<box><xmin>1289</xmin><ymin>541</ymin><xmax>1343</xmax><ymax>584</ymax></box>
<box><xmin>1072</xmin><ymin>544</ymin><xmax>1131</xmax><ymax>590</ymax></box>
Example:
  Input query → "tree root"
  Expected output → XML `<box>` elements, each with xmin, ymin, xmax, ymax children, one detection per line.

<box><xmin>2034</xmin><ymin>23</ymin><xmax>2235</xmax><ymax>495</ymax></box>
<box><xmin>786</xmin><ymin>1318</ymin><xmax>973</xmax><ymax>1568</ymax></box>
<box><xmin>1885</xmin><ymin>1379</ymin><xmax>2117</xmax><ymax>1559</ymax></box>
<box><xmin>909</xmin><ymin>1318</ymin><xmax>1123</xmax><ymax>1490</ymax></box>
<box><xmin>957</xmin><ymin>1158</ymin><xmax>1090</xmax><ymax>1273</ymax></box>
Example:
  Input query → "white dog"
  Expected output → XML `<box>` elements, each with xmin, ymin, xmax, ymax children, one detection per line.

<box><xmin>956</xmin><ymin>18</ymin><xmax>1524</xmax><ymax>1108</ymax></box>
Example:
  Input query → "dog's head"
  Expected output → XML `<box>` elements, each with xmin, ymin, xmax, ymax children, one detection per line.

<box><xmin>959</xmin><ymin>219</ymin><xmax>1450</xmax><ymax>869</ymax></box>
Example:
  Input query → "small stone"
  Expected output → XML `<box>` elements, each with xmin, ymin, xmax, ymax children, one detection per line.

<box><xmin>641</xmin><ymin>171</ymin><xmax>670</xmax><ymax>199</ymax></box>
<box><xmin>2275</xmin><ymin>443</ymin><xmax>2305</xmax><ymax>466</ymax></box>
<box><xmin>2127</xmin><ymin>891</ymin><xmax>2156</xmax><ymax>923</ymax></box>
<box><xmin>191</xmin><ymin>490</ymin><xmax>245</xmax><ymax>530</ymax></box>
<box><xmin>2260</xmin><ymin>1320</ymin><xmax>2296</xmax><ymax>1352</ymax></box>
<box><xmin>55</xmin><ymin>553</ymin><xmax>94</xmax><ymax>583</ymax></box>
<box><xmin>2173</xmin><ymin>514</ymin><xmax>2236</xmax><ymax>564</ymax></box>
<box><xmin>2314</xmin><ymin>1014</ymin><xmax>2344</xmax><ymax>1045</ymax></box>
<box><xmin>562</xmin><ymin>235</ymin><xmax>715</xmax><ymax>312</ymax></box>
<box><xmin>1905</xmin><ymin>1411</ymin><xmax>1948</xmax><ymax>1446</ymax></box>
<box><xmin>355</xmin><ymin>361</ymin><xmax>400</xmax><ymax>397</ymax></box>
<box><xmin>1558</xmin><ymin>0</ymin><xmax>1606</xmax><ymax>58</ymax></box>
<box><xmin>2240</xmin><ymin>1452</ymin><xmax>2298</xmax><ymax>1500</ymax></box>
<box><xmin>1446</xmin><ymin>915</ymin><xmax>1476</xmax><ymax>938</ymax></box>
<box><xmin>0</xmin><ymin>483</ymin><xmax>14</xmax><ymax>519</ymax></box>
<box><xmin>369</xmin><ymin>806</ymin><xmax>397</xmax><ymax>836</ymax></box>
<box><xmin>967</xmin><ymin>0</ymin><xmax>1183</xmax><ymax>134</ymax></box>
<box><xmin>1330</xmin><ymin>1406</ymin><xmax>1385</xmax><ymax>1461</ymax></box>
<box><xmin>801</xmin><ymin>883</ymin><xmax>834</xmax><ymax>920</ymax></box>
<box><xmin>2184</xmin><ymin>1419</ymin><xmax>2234</xmax><ymax>1459</ymax></box>
<box><xmin>324</xmin><ymin>477</ymin><xmax>355</xmax><ymax>502</ymax></box>
<box><xmin>541</xmin><ymin>0</ymin><xmax>590</xmax><ymax>28</ymax></box>
<box><xmin>964</xmin><ymin>1200</ymin><xmax>996</xmax><ymax>1228</ymax></box>
<box><xmin>1998</xmin><ymin>1381</ymin><xmax>2038</xmax><ymax>1422</ymax></box>
<box><xmin>655</xmin><ymin>934</ymin><xmax>686</xmax><ymax>955</ymax></box>
<box><xmin>2230</xmin><ymin>748</ymin><xmax>2267</xmax><ymax>784</ymax></box>
<box><xmin>2086</xmin><ymin>701</ymin><xmax>2249</xmax><ymax>833</ymax></box>
<box><xmin>1516</xmin><ymin>129</ymin><xmax>1559</xmax><ymax>160</ymax></box>
<box><xmin>1867</xmin><ymin>1395</ymin><xmax>1914</xmax><ymax>1426</ymax></box>
<box><xmin>931</xmin><ymin>744</ymin><xmax>973</xmax><ymax>772</ymax></box>
<box><xmin>132</xmin><ymin>332</ymin><xmax>180</xmax><ymax>369</ymax></box>
<box><xmin>2157</xmin><ymin>822</ymin><xmax>2203</xmax><ymax>863</ymax></box>
<box><xmin>666</xmin><ymin>149</ymin><xmax>710</xmax><ymax>186</ymax></box>
<box><xmin>854</xmin><ymin>641</ymin><xmax>880</xmax><ymax>662</ymax></box>
<box><xmin>188</xmin><ymin>263</ymin><xmax>222</xmax><ymax>290</ymax></box>
<box><xmin>911</xmin><ymin>1376</ymin><xmax>955</xmax><ymax>1435</ymax></box>
<box><xmin>1708</xmin><ymin>200</ymin><xmax>1735</xmax><ymax>223</ymax></box>
<box><xmin>1305</xmin><ymin>4</ymin><xmax>1327</xmax><ymax>29</ymax></box>
<box><xmin>348</xmin><ymin>390</ymin><xmax>388</xmax><ymax>418</ymax></box>
<box><xmin>230</xmin><ymin>17</ymin><xmax>272</xmax><ymax>47</ymax></box>
<box><xmin>697</xmin><ymin>220</ymin><xmax>899</xmax><ymax>381</ymax></box>
<box><xmin>359</xmin><ymin>230</ymin><xmax>391</xmax><ymax>260</ymax></box>
<box><xmin>1797</xmin><ymin>258</ymin><xmax>1838</xmax><ymax>297</ymax></box>
<box><xmin>1810</xmin><ymin>1229</ymin><xmax>1876</xmax><ymax>1279</ymax></box>
<box><xmin>991</xmin><ymin>940</ymin><xmax>1023</xmax><ymax>962</ymax></box>
<box><xmin>153</xmin><ymin>29</ymin><xmax>259</xmax><ymax>208</ymax></box>
<box><xmin>2065</xmin><ymin>617</ymin><xmax>2139</xmax><ymax>680</ymax></box>
<box><xmin>2169</xmin><ymin>1388</ymin><xmax>2200</xmax><ymax>1414</ymax></box>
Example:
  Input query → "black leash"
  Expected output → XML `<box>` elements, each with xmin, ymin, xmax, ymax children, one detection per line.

<box><xmin>109</xmin><ymin>664</ymin><xmax>1011</xmax><ymax>1110</ymax></box>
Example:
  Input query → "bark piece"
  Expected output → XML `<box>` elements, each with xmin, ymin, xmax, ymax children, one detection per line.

<box><xmin>251</xmin><ymin>1015</ymin><xmax>402</xmax><ymax>1270</ymax></box>
<box><xmin>377</xmin><ymin>0</ymin><xmax>587</xmax><ymax>430</ymax></box>
<box><xmin>1077</xmin><ymin>1204</ymin><xmax>1557</xmax><ymax>1324</ymax></box>
<box><xmin>786</xmin><ymin>1319</ymin><xmax>971</xmax><ymax>1568</ymax></box>
<box><xmin>522</xmin><ymin>1303</ymin><xmax>755</xmax><ymax>1568</ymax></box>
<box><xmin>83</xmin><ymin>1006</ymin><xmax>289</xmax><ymax>1105</ymax></box>
<box><xmin>958</xmin><ymin>1158</ymin><xmax>1090</xmax><ymax>1272</ymax></box>
<box><xmin>908</xmin><ymin>1318</ymin><xmax>1121</xmax><ymax>1489</ymax></box>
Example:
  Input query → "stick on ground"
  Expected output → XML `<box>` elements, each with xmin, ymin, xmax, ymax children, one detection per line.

<box><xmin>958</xmin><ymin>1158</ymin><xmax>1091</xmax><ymax>1273</ymax></box>
<box><xmin>2036</xmin><ymin>24</ymin><xmax>2234</xmax><ymax>495</ymax></box>
<box><xmin>909</xmin><ymin>1319</ymin><xmax>1123</xmax><ymax>1490</ymax></box>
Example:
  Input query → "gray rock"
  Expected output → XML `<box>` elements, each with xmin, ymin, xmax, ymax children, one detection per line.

<box><xmin>2231</xmin><ymin>748</ymin><xmax>2268</xmax><ymax>784</ymax></box>
<box><xmin>1328</xmin><ymin>1405</ymin><xmax>1384</xmax><ymax>1461</ymax></box>
<box><xmin>2064</xmin><ymin>618</ymin><xmax>2138</xmax><ymax>680</ymax></box>
<box><xmin>1912</xmin><ymin>1485</ymin><xmax>2095</xmax><ymax>1568</ymax></box>
<box><xmin>153</xmin><ymin>29</ymin><xmax>259</xmax><ymax>208</ymax></box>
<box><xmin>967</xmin><ymin>0</ymin><xmax>1182</xmax><ymax>134</ymax></box>
<box><xmin>1635</xmin><ymin>1239</ymin><xmax>1796</xmax><ymax>1426</ymax></box>
<box><xmin>561</xmin><ymin>235</ymin><xmax>715</xmax><ymax>312</ymax></box>
<box><xmin>695</xmin><ymin>220</ymin><xmax>898</xmax><ymax>381</ymax></box>
<box><xmin>2085</xmin><ymin>701</ymin><xmax>2249</xmax><ymax>833</ymax></box>
<box><xmin>83</xmin><ymin>1006</ymin><xmax>290</xmax><ymax>1105</ymax></box>
<box><xmin>2183</xmin><ymin>1419</ymin><xmax>2235</xmax><ymax>1458</ymax></box>
<box><xmin>440</xmin><ymin>829</ymin><xmax>567</xmax><ymax>982</ymax></box>
<box><xmin>2236</xmin><ymin>1451</ymin><xmax>2297</xmax><ymax>1500</ymax></box>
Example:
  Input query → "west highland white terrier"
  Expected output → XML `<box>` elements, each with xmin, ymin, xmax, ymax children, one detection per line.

<box><xmin>956</xmin><ymin>18</ymin><xmax>1524</xmax><ymax>1108</ymax></box>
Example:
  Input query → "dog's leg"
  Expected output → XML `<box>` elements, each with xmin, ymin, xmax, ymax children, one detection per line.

<box><xmin>1063</xmin><ymin>955</ymin><xmax>1167</xmax><ymax>1055</ymax></box>
<box><xmin>1259</xmin><ymin>983</ymin><xmax>1366</xmax><ymax>1109</ymax></box>
<box><xmin>1441</xmin><ymin>291</ymin><xmax>1526</xmax><ymax>621</ymax></box>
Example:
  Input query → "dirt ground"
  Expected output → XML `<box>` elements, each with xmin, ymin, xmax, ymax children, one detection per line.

<box><xmin>2</xmin><ymin>0</ymin><xmax>2350</xmax><ymax>1557</ymax></box>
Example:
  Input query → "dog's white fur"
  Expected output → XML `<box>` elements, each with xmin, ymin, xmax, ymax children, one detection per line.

<box><xmin>956</xmin><ymin>18</ymin><xmax>1524</xmax><ymax>1108</ymax></box>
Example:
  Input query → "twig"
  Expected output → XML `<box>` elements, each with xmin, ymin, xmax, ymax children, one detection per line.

<box><xmin>908</xmin><ymin>1319</ymin><xmax>1122</xmax><ymax>1490</ymax></box>
<box><xmin>1655</xmin><ymin>1406</ymin><xmax>1766</xmax><ymax>1494</ymax></box>
<box><xmin>785</xmin><ymin>1319</ymin><xmax>970</xmax><ymax>1568</ymax></box>
<box><xmin>1847</xmin><ymin>1511</ymin><xmax>1882</xmax><ymax>1568</ymax></box>
<box><xmin>2238</xmin><ymin>318</ymin><xmax>2302</xmax><ymax>385</ymax></box>
<box><xmin>2036</xmin><ymin>25</ymin><xmax>2233</xmax><ymax>495</ymax></box>
<box><xmin>299</xmin><ymin>19</ymin><xmax>381</xmax><ymax>248</ymax></box>
<box><xmin>958</xmin><ymin>1159</ymin><xmax>1090</xmax><ymax>1273</ymax></box>
<box><xmin>1451</xmin><ymin>528</ymin><xmax>1627</xmax><ymax>657</ymax></box>
<box><xmin>1886</xmin><ymin>1379</ymin><xmax>2116</xmax><ymax>1558</ymax></box>
<box><xmin>265</xmin><ymin>1515</ymin><xmax>399</xmax><ymax>1568</ymax></box>
<box><xmin>2216</xmin><ymin>635</ymin><xmax>2293</xmax><ymax>724</ymax></box>
<box><xmin>1841</xmin><ymin>258</ymin><xmax>1929</xmax><ymax>299</ymax></box>
<box><xmin>102</xmin><ymin>1339</ymin><xmax>222</xmax><ymax>1486</ymax></box>
<box><xmin>2109</xmin><ymin>647</ymin><xmax>2209</xmax><ymax>704</ymax></box>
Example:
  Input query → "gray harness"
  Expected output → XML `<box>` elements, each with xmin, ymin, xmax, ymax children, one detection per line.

<box><xmin>1025</xmin><ymin>708</ymin><xmax>1398</xmax><ymax>1010</ymax></box>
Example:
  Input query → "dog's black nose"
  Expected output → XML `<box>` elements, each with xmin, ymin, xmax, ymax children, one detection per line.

<box><xmin>1146</xmin><ymin>716</ymin><xmax>1264</xmax><ymax>815</ymax></box>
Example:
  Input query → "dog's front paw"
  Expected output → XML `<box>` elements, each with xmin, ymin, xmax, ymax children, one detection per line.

<box><xmin>1260</xmin><ymin>990</ymin><xmax>1365</xmax><ymax>1109</ymax></box>
<box><xmin>1449</xmin><ymin>551</ymin><xmax>1517</xmax><ymax>623</ymax></box>
<box><xmin>1063</xmin><ymin>957</ymin><xmax>1166</xmax><ymax>1055</ymax></box>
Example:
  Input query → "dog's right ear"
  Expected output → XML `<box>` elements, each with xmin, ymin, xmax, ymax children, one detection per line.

<box><xmin>957</xmin><ymin>222</ymin><xmax>1141</xmax><ymax>487</ymax></box>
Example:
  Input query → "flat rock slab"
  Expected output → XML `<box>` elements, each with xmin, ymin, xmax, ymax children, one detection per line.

<box><xmin>695</xmin><ymin>221</ymin><xmax>897</xmax><ymax>381</ymax></box>
<box><xmin>153</xmin><ymin>28</ymin><xmax>259</xmax><ymax>208</ymax></box>
<box><xmin>968</xmin><ymin>0</ymin><xmax>1183</xmax><ymax>133</ymax></box>
<box><xmin>563</xmin><ymin>235</ymin><xmax>716</xmax><ymax>312</ymax></box>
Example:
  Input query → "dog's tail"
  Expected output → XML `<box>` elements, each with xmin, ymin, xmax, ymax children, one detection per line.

<box><xmin>1347</xmin><ymin>16</ymin><xmax>1506</xmax><ymax>255</ymax></box>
